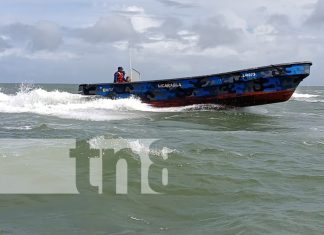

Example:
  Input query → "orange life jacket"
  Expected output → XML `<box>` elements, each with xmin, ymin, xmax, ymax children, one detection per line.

<box><xmin>117</xmin><ymin>72</ymin><xmax>125</xmax><ymax>83</ymax></box>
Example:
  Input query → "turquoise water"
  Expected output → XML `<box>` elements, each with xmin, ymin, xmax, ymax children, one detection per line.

<box><xmin>0</xmin><ymin>84</ymin><xmax>324</xmax><ymax>235</ymax></box>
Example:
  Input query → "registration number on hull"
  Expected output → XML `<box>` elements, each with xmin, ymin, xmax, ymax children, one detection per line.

<box><xmin>158</xmin><ymin>83</ymin><xmax>182</xmax><ymax>88</ymax></box>
<box><xmin>241</xmin><ymin>72</ymin><xmax>257</xmax><ymax>78</ymax></box>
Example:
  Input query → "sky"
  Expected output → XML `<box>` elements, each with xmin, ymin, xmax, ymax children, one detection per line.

<box><xmin>0</xmin><ymin>0</ymin><xmax>323</xmax><ymax>85</ymax></box>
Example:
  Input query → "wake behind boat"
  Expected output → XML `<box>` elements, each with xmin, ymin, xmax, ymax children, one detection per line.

<box><xmin>79</xmin><ymin>62</ymin><xmax>312</xmax><ymax>107</ymax></box>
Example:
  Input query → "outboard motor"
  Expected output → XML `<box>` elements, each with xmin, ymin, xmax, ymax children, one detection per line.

<box><xmin>78</xmin><ymin>84</ymin><xmax>97</xmax><ymax>95</ymax></box>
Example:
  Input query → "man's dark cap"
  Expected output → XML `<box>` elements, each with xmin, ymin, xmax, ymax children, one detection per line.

<box><xmin>118</xmin><ymin>67</ymin><xmax>124</xmax><ymax>70</ymax></box>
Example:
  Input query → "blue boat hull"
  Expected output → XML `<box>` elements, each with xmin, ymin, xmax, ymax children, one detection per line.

<box><xmin>79</xmin><ymin>62</ymin><xmax>312</xmax><ymax>107</ymax></box>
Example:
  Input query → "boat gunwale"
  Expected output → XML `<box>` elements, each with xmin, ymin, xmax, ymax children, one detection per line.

<box><xmin>80</xmin><ymin>61</ymin><xmax>312</xmax><ymax>87</ymax></box>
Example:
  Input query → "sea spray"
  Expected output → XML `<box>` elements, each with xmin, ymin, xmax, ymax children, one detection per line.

<box><xmin>0</xmin><ymin>86</ymin><xmax>224</xmax><ymax>121</ymax></box>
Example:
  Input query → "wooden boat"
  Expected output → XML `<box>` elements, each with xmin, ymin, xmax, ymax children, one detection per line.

<box><xmin>79</xmin><ymin>61</ymin><xmax>312</xmax><ymax>107</ymax></box>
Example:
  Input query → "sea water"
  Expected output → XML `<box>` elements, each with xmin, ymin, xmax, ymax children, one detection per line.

<box><xmin>0</xmin><ymin>84</ymin><xmax>323</xmax><ymax>234</ymax></box>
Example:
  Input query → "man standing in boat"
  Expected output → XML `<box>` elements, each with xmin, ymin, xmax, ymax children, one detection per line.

<box><xmin>114</xmin><ymin>67</ymin><xmax>128</xmax><ymax>83</ymax></box>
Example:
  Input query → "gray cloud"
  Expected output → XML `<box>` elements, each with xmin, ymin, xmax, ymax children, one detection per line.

<box><xmin>1</xmin><ymin>21</ymin><xmax>63</xmax><ymax>51</ymax></box>
<box><xmin>74</xmin><ymin>15</ymin><xmax>139</xmax><ymax>44</ymax></box>
<box><xmin>266</xmin><ymin>13</ymin><xmax>293</xmax><ymax>35</ymax></box>
<box><xmin>29</xmin><ymin>21</ymin><xmax>62</xmax><ymax>51</ymax></box>
<box><xmin>193</xmin><ymin>16</ymin><xmax>242</xmax><ymax>49</ymax></box>
<box><xmin>305</xmin><ymin>0</ymin><xmax>324</xmax><ymax>27</ymax></box>
<box><xmin>2</xmin><ymin>23</ymin><xmax>33</xmax><ymax>42</ymax></box>
<box><xmin>150</xmin><ymin>17</ymin><xmax>184</xmax><ymax>40</ymax></box>
<box><xmin>157</xmin><ymin>0</ymin><xmax>196</xmax><ymax>8</ymax></box>
<box><xmin>267</xmin><ymin>14</ymin><xmax>291</xmax><ymax>27</ymax></box>
<box><xmin>0</xmin><ymin>37</ymin><xmax>10</xmax><ymax>52</ymax></box>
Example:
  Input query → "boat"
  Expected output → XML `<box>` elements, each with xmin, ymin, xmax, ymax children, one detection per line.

<box><xmin>78</xmin><ymin>61</ymin><xmax>312</xmax><ymax>107</ymax></box>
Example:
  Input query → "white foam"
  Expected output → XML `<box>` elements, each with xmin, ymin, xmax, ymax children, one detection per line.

<box><xmin>0</xmin><ymin>91</ymin><xmax>9</xmax><ymax>102</ymax></box>
<box><xmin>292</xmin><ymin>92</ymin><xmax>323</xmax><ymax>103</ymax></box>
<box><xmin>0</xmin><ymin>87</ymin><xmax>151</xmax><ymax>121</ymax></box>
<box><xmin>292</xmin><ymin>93</ymin><xmax>319</xmax><ymax>99</ymax></box>
<box><xmin>2</xmin><ymin>126</ymin><xmax>33</xmax><ymax>130</ymax></box>
<box><xmin>0</xmin><ymin>85</ymin><xmax>217</xmax><ymax>121</ymax></box>
<box><xmin>88</xmin><ymin>136</ymin><xmax>177</xmax><ymax>159</ymax></box>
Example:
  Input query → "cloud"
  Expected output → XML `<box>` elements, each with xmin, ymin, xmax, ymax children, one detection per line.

<box><xmin>74</xmin><ymin>15</ymin><xmax>139</xmax><ymax>44</ymax></box>
<box><xmin>193</xmin><ymin>16</ymin><xmax>243</xmax><ymax>49</ymax></box>
<box><xmin>0</xmin><ymin>37</ymin><xmax>10</xmax><ymax>52</ymax></box>
<box><xmin>0</xmin><ymin>47</ymin><xmax>78</xmax><ymax>60</ymax></box>
<box><xmin>117</xmin><ymin>5</ymin><xmax>145</xmax><ymax>15</ymax></box>
<box><xmin>267</xmin><ymin>14</ymin><xmax>291</xmax><ymax>28</ymax></box>
<box><xmin>0</xmin><ymin>1</ymin><xmax>323</xmax><ymax>85</ymax></box>
<box><xmin>1</xmin><ymin>21</ymin><xmax>63</xmax><ymax>51</ymax></box>
<box><xmin>1</xmin><ymin>23</ymin><xmax>33</xmax><ymax>42</ymax></box>
<box><xmin>29</xmin><ymin>21</ymin><xmax>63</xmax><ymax>51</ymax></box>
<box><xmin>117</xmin><ymin>6</ymin><xmax>162</xmax><ymax>33</ymax></box>
<box><xmin>150</xmin><ymin>17</ymin><xmax>184</xmax><ymax>39</ymax></box>
<box><xmin>305</xmin><ymin>0</ymin><xmax>324</xmax><ymax>27</ymax></box>
<box><xmin>157</xmin><ymin>0</ymin><xmax>196</xmax><ymax>8</ymax></box>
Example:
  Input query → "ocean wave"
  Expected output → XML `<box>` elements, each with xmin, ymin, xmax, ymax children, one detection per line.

<box><xmin>293</xmin><ymin>93</ymin><xmax>319</xmax><ymax>98</ymax></box>
<box><xmin>0</xmin><ymin>85</ymin><xmax>226</xmax><ymax>121</ymax></box>
<box><xmin>88</xmin><ymin>136</ymin><xmax>177</xmax><ymax>160</ymax></box>
<box><xmin>1</xmin><ymin>124</ymin><xmax>53</xmax><ymax>131</ymax></box>
<box><xmin>292</xmin><ymin>92</ymin><xmax>323</xmax><ymax>103</ymax></box>
<box><xmin>0</xmin><ymin>85</ymin><xmax>212</xmax><ymax>121</ymax></box>
<box><xmin>2</xmin><ymin>126</ymin><xmax>34</xmax><ymax>130</ymax></box>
